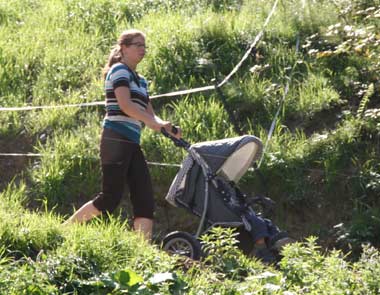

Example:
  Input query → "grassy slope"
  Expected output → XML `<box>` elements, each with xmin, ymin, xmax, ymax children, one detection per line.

<box><xmin>0</xmin><ymin>0</ymin><xmax>380</xmax><ymax>293</ymax></box>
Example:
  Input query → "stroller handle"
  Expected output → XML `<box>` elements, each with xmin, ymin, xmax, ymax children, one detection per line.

<box><xmin>161</xmin><ymin>126</ymin><xmax>191</xmax><ymax>149</ymax></box>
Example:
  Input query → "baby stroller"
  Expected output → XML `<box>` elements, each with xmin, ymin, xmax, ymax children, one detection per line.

<box><xmin>161</xmin><ymin>128</ymin><xmax>293</xmax><ymax>262</ymax></box>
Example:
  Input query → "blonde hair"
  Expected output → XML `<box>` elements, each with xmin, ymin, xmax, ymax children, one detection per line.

<box><xmin>102</xmin><ymin>29</ymin><xmax>146</xmax><ymax>79</ymax></box>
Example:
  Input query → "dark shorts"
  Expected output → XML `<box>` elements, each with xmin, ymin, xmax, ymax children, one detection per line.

<box><xmin>92</xmin><ymin>127</ymin><xmax>155</xmax><ymax>219</ymax></box>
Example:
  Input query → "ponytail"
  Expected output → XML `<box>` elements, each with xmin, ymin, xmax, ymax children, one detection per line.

<box><xmin>102</xmin><ymin>45</ymin><xmax>122</xmax><ymax>80</ymax></box>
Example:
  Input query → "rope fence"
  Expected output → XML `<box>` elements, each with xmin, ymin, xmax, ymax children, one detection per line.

<box><xmin>257</xmin><ymin>34</ymin><xmax>300</xmax><ymax>168</ymax></box>
<box><xmin>0</xmin><ymin>152</ymin><xmax>363</xmax><ymax>179</ymax></box>
<box><xmin>0</xmin><ymin>152</ymin><xmax>181</xmax><ymax>168</ymax></box>
<box><xmin>0</xmin><ymin>102</ymin><xmax>105</xmax><ymax>112</ymax></box>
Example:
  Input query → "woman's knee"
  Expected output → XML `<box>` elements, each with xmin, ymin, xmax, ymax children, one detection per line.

<box><xmin>97</xmin><ymin>163</ymin><xmax>126</xmax><ymax>213</ymax></box>
<box><xmin>133</xmin><ymin>201</ymin><xmax>155</xmax><ymax>220</ymax></box>
<box><xmin>92</xmin><ymin>192</ymin><xmax>122</xmax><ymax>213</ymax></box>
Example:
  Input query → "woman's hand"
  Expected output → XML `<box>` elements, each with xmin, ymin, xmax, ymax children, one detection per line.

<box><xmin>160</xmin><ymin>122</ymin><xmax>182</xmax><ymax>139</ymax></box>
<box><xmin>170</xmin><ymin>125</ymin><xmax>182</xmax><ymax>139</ymax></box>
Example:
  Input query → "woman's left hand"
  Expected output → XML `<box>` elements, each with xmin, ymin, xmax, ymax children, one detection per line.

<box><xmin>161</xmin><ymin>122</ymin><xmax>182</xmax><ymax>139</ymax></box>
<box><xmin>170</xmin><ymin>125</ymin><xmax>182</xmax><ymax>139</ymax></box>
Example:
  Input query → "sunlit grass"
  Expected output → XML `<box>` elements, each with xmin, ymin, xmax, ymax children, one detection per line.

<box><xmin>0</xmin><ymin>0</ymin><xmax>380</xmax><ymax>292</ymax></box>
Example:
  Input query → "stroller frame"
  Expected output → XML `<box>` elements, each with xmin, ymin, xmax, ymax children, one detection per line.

<box><xmin>161</xmin><ymin>129</ymin><xmax>280</xmax><ymax>259</ymax></box>
<box><xmin>178</xmin><ymin>139</ymin><xmax>262</xmax><ymax>238</ymax></box>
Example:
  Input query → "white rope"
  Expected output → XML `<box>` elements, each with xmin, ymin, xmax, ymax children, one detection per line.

<box><xmin>0</xmin><ymin>153</ymin><xmax>42</xmax><ymax>157</ymax></box>
<box><xmin>0</xmin><ymin>101</ymin><xmax>104</xmax><ymax>112</ymax></box>
<box><xmin>0</xmin><ymin>152</ymin><xmax>181</xmax><ymax>167</ymax></box>
<box><xmin>150</xmin><ymin>85</ymin><xmax>215</xmax><ymax>99</ymax></box>
<box><xmin>217</xmin><ymin>0</ymin><xmax>279</xmax><ymax>88</ymax></box>
<box><xmin>257</xmin><ymin>34</ymin><xmax>301</xmax><ymax>168</ymax></box>
<box><xmin>0</xmin><ymin>151</ymin><xmax>359</xmax><ymax>178</ymax></box>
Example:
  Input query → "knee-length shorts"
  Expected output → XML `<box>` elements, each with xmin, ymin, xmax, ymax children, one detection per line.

<box><xmin>92</xmin><ymin>128</ymin><xmax>155</xmax><ymax>219</ymax></box>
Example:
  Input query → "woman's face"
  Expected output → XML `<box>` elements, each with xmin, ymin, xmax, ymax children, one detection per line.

<box><xmin>123</xmin><ymin>35</ymin><xmax>146</xmax><ymax>65</ymax></box>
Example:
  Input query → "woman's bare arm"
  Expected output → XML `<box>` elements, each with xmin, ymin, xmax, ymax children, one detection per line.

<box><xmin>114</xmin><ymin>86</ymin><xmax>166</xmax><ymax>131</ymax></box>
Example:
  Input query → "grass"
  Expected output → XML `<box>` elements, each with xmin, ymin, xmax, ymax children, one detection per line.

<box><xmin>29</xmin><ymin>118</ymin><xmax>101</xmax><ymax>208</ymax></box>
<box><xmin>0</xmin><ymin>187</ymin><xmax>380</xmax><ymax>294</ymax></box>
<box><xmin>0</xmin><ymin>0</ymin><xmax>380</xmax><ymax>292</ymax></box>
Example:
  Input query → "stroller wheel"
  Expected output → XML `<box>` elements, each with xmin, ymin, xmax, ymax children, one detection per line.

<box><xmin>268</xmin><ymin>232</ymin><xmax>296</xmax><ymax>253</ymax></box>
<box><xmin>162</xmin><ymin>231</ymin><xmax>202</xmax><ymax>260</ymax></box>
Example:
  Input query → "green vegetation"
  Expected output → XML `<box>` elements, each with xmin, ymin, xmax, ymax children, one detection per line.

<box><xmin>0</xmin><ymin>0</ymin><xmax>379</xmax><ymax>293</ymax></box>
<box><xmin>1</xmin><ymin>191</ymin><xmax>380</xmax><ymax>294</ymax></box>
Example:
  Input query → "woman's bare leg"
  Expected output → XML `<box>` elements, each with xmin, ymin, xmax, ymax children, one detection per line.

<box><xmin>133</xmin><ymin>217</ymin><xmax>153</xmax><ymax>241</ymax></box>
<box><xmin>65</xmin><ymin>201</ymin><xmax>153</xmax><ymax>242</ymax></box>
<box><xmin>64</xmin><ymin>201</ymin><xmax>102</xmax><ymax>224</ymax></box>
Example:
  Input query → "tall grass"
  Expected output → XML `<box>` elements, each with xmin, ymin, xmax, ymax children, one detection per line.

<box><xmin>29</xmin><ymin>116</ymin><xmax>101</xmax><ymax>207</ymax></box>
<box><xmin>0</xmin><ymin>0</ymin><xmax>380</xmax><ymax>292</ymax></box>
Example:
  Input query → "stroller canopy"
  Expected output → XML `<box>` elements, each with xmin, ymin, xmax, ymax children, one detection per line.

<box><xmin>191</xmin><ymin>135</ymin><xmax>263</xmax><ymax>182</ymax></box>
<box><xmin>165</xmin><ymin>134</ymin><xmax>264</xmax><ymax>220</ymax></box>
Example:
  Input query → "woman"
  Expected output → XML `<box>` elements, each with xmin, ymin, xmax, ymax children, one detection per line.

<box><xmin>65</xmin><ymin>29</ymin><xmax>181</xmax><ymax>241</ymax></box>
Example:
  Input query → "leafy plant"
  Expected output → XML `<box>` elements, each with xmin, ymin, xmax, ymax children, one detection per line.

<box><xmin>201</xmin><ymin>227</ymin><xmax>245</xmax><ymax>278</ymax></box>
<box><xmin>357</xmin><ymin>83</ymin><xmax>375</xmax><ymax>118</ymax></box>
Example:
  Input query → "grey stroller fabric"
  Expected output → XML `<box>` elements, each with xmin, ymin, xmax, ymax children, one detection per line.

<box><xmin>165</xmin><ymin>135</ymin><xmax>263</xmax><ymax>224</ymax></box>
<box><xmin>176</xmin><ymin>164</ymin><xmax>241</xmax><ymax>224</ymax></box>
<box><xmin>166</xmin><ymin>155</ymin><xmax>194</xmax><ymax>207</ymax></box>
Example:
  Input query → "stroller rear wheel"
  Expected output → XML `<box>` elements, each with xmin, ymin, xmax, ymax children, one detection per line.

<box><xmin>162</xmin><ymin>231</ymin><xmax>202</xmax><ymax>260</ymax></box>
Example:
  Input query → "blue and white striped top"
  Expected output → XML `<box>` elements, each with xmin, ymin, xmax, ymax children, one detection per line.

<box><xmin>103</xmin><ymin>63</ymin><xmax>150</xmax><ymax>144</ymax></box>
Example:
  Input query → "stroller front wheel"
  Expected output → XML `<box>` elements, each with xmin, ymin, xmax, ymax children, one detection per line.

<box><xmin>162</xmin><ymin>231</ymin><xmax>202</xmax><ymax>260</ymax></box>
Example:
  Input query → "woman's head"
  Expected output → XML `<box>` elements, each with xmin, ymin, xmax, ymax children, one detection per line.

<box><xmin>103</xmin><ymin>29</ymin><xmax>146</xmax><ymax>78</ymax></box>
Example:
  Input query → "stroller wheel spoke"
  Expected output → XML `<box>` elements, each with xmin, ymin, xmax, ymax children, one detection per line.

<box><xmin>162</xmin><ymin>231</ymin><xmax>202</xmax><ymax>260</ymax></box>
<box><xmin>166</xmin><ymin>239</ymin><xmax>192</xmax><ymax>256</ymax></box>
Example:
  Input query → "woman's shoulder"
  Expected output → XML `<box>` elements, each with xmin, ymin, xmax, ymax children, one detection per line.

<box><xmin>107</xmin><ymin>63</ymin><xmax>132</xmax><ymax>80</ymax></box>
<box><xmin>109</xmin><ymin>62</ymin><xmax>130</xmax><ymax>73</ymax></box>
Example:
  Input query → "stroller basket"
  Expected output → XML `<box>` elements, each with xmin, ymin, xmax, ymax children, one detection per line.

<box><xmin>165</xmin><ymin>135</ymin><xmax>263</xmax><ymax>225</ymax></box>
